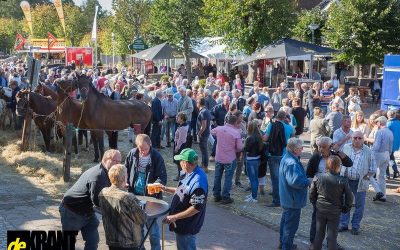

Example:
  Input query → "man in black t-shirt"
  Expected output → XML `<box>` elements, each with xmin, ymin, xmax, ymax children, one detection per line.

<box><xmin>60</xmin><ymin>149</ymin><xmax>122</xmax><ymax>250</ymax></box>
<box><xmin>197</xmin><ymin>97</ymin><xmax>212</xmax><ymax>173</ymax></box>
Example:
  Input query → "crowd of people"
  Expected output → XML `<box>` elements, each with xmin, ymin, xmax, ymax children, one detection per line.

<box><xmin>1</xmin><ymin>59</ymin><xmax>400</xmax><ymax>250</ymax></box>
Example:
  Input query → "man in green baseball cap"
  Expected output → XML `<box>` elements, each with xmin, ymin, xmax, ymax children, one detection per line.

<box><xmin>161</xmin><ymin>148</ymin><xmax>208</xmax><ymax>249</ymax></box>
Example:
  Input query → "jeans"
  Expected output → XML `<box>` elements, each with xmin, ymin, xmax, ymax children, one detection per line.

<box><xmin>235</xmin><ymin>152</ymin><xmax>244</xmax><ymax>184</ymax></box>
<box><xmin>375</xmin><ymin>152</ymin><xmax>390</xmax><ymax>198</ymax></box>
<box><xmin>314</xmin><ymin>211</ymin><xmax>340</xmax><ymax>250</ymax></box>
<box><xmin>268</xmin><ymin>156</ymin><xmax>282</xmax><ymax>205</ymax></box>
<box><xmin>59</xmin><ymin>204</ymin><xmax>99</xmax><ymax>250</ymax></box>
<box><xmin>280</xmin><ymin>207</ymin><xmax>301</xmax><ymax>250</ymax></box>
<box><xmin>151</xmin><ymin>122</ymin><xmax>161</xmax><ymax>148</ymax></box>
<box><xmin>339</xmin><ymin>179</ymin><xmax>366</xmax><ymax>230</ymax></box>
<box><xmin>198</xmin><ymin>135</ymin><xmax>209</xmax><ymax>167</ymax></box>
<box><xmin>191</xmin><ymin>118</ymin><xmax>197</xmax><ymax>142</ymax></box>
<box><xmin>310</xmin><ymin>203</ymin><xmax>317</xmax><ymax>244</ymax></box>
<box><xmin>213</xmin><ymin>161</ymin><xmax>237</xmax><ymax>198</ymax></box>
<box><xmin>211</xmin><ymin>136</ymin><xmax>217</xmax><ymax>157</ymax></box>
<box><xmin>387</xmin><ymin>152</ymin><xmax>399</xmax><ymax>176</ymax></box>
<box><xmin>164</xmin><ymin>117</ymin><xmax>176</xmax><ymax>145</ymax></box>
<box><xmin>246</xmin><ymin>158</ymin><xmax>260</xmax><ymax>199</ymax></box>
<box><xmin>142</xmin><ymin>218</ymin><xmax>161</xmax><ymax>250</ymax></box>
<box><xmin>176</xmin><ymin>233</ymin><xmax>196</xmax><ymax>250</ymax></box>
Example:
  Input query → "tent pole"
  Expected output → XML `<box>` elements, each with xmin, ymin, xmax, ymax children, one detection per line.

<box><xmin>310</xmin><ymin>55</ymin><xmax>313</xmax><ymax>80</ymax></box>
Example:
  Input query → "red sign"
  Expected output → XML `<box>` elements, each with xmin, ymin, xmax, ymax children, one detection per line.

<box><xmin>47</xmin><ymin>32</ymin><xmax>58</xmax><ymax>48</ymax></box>
<box><xmin>15</xmin><ymin>33</ymin><xmax>26</xmax><ymax>50</ymax></box>
<box><xmin>65</xmin><ymin>47</ymin><xmax>93</xmax><ymax>67</ymax></box>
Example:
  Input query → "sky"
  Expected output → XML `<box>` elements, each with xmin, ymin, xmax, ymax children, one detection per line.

<box><xmin>73</xmin><ymin>0</ymin><xmax>112</xmax><ymax>11</ymax></box>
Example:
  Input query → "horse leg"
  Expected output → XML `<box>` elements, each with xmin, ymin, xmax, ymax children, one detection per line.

<box><xmin>78</xmin><ymin>130</ymin><xmax>83</xmax><ymax>145</ymax></box>
<box><xmin>91</xmin><ymin>131</ymin><xmax>99</xmax><ymax>162</ymax></box>
<box><xmin>72</xmin><ymin>133</ymin><xmax>78</xmax><ymax>155</ymax></box>
<box><xmin>42</xmin><ymin>128</ymin><xmax>51</xmax><ymax>152</ymax></box>
<box><xmin>99</xmin><ymin>133</ymin><xmax>104</xmax><ymax>160</ymax></box>
<box><xmin>143</xmin><ymin>122</ymin><xmax>151</xmax><ymax>136</ymax></box>
<box><xmin>84</xmin><ymin>130</ymin><xmax>89</xmax><ymax>150</ymax></box>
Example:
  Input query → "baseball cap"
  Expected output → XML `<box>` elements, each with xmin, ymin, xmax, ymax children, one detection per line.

<box><xmin>173</xmin><ymin>148</ymin><xmax>198</xmax><ymax>163</ymax></box>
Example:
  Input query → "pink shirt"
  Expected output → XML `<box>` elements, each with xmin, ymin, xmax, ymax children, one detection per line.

<box><xmin>211</xmin><ymin>124</ymin><xmax>243</xmax><ymax>164</ymax></box>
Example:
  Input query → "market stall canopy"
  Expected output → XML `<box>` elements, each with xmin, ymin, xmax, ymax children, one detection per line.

<box><xmin>131</xmin><ymin>42</ymin><xmax>205</xmax><ymax>60</ymax></box>
<box><xmin>195</xmin><ymin>37</ymin><xmax>245</xmax><ymax>60</ymax></box>
<box><xmin>235</xmin><ymin>38</ymin><xmax>337</xmax><ymax>66</ymax></box>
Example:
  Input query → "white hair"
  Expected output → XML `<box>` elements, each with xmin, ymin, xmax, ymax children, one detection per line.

<box><xmin>287</xmin><ymin>138</ymin><xmax>303</xmax><ymax>153</ymax></box>
<box><xmin>376</xmin><ymin>116</ymin><xmax>387</xmax><ymax>126</ymax></box>
<box><xmin>316</xmin><ymin>136</ymin><xmax>332</xmax><ymax>147</ymax></box>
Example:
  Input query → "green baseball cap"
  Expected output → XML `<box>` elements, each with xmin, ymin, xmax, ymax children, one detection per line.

<box><xmin>173</xmin><ymin>148</ymin><xmax>198</xmax><ymax>163</ymax></box>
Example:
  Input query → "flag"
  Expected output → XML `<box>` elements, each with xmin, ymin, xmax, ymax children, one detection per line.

<box><xmin>20</xmin><ymin>1</ymin><xmax>33</xmax><ymax>35</ymax></box>
<box><xmin>91</xmin><ymin>6</ymin><xmax>98</xmax><ymax>42</ymax></box>
<box><xmin>54</xmin><ymin>0</ymin><xmax>66</xmax><ymax>35</ymax></box>
<box><xmin>48</xmin><ymin>32</ymin><xmax>57</xmax><ymax>49</ymax></box>
<box><xmin>15</xmin><ymin>33</ymin><xmax>26</xmax><ymax>50</ymax></box>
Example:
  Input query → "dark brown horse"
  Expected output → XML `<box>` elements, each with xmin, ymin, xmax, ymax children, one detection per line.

<box><xmin>74</xmin><ymin>75</ymin><xmax>152</xmax><ymax>133</ymax></box>
<box><xmin>16</xmin><ymin>89</ymin><xmax>58</xmax><ymax>151</ymax></box>
<box><xmin>34</xmin><ymin>84</ymin><xmax>58</xmax><ymax>101</ymax></box>
<box><xmin>34</xmin><ymin>82</ymin><xmax>90</xmax><ymax>150</ymax></box>
<box><xmin>55</xmin><ymin>80</ymin><xmax>104</xmax><ymax>162</ymax></box>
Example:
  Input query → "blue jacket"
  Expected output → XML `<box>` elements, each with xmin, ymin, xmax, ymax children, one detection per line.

<box><xmin>151</xmin><ymin>97</ymin><xmax>163</xmax><ymax>123</ymax></box>
<box><xmin>279</xmin><ymin>151</ymin><xmax>310</xmax><ymax>209</ymax></box>
<box><xmin>387</xmin><ymin>118</ymin><xmax>400</xmax><ymax>151</ymax></box>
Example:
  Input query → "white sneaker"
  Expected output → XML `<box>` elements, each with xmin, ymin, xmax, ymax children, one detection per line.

<box><xmin>245</xmin><ymin>194</ymin><xmax>252</xmax><ymax>199</ymax></box>
<box><xmin>244</xmin><ymin>196</ymin><xmax>258</xmax><ymax>202</ymax></box>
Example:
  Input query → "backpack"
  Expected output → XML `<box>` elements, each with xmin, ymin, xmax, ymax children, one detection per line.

<box><xmin>267</xmin><ymin>121</ymin><xmax>286</xmax><ymax>156</ymax></box>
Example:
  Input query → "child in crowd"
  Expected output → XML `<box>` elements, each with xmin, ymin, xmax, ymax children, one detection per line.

<box><xmin>173</xmin><ymin>112</ymin><xmax>190</xmax><ymax>181</ymax></box>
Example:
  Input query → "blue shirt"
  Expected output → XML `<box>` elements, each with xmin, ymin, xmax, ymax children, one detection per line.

<box><xmin>387</xmin><ymin>119</ymin><xmax>400</xmax><ymax>151</ymax></box>
<box><xmin>174</xmin><ymin>92</ymin><xmax>181</xmax><ymax>101</ymax></box>
<box><xmin>169</xmin><ymin>166</ymin><xmax>208</xmax><ymax>235</ymax></box>
<box><xmin>162</xmin><ymin>98</ymin><xmax>178</xmax><ymax>117</ymax></box>
<box><xmin>258</xmin><ymin>94</ymin><xmax>270</xmax><ymax>106</ymax></box>
<box><xmin>197</xmin><ymin>107</ymin><xmax>211</xmax><ymax>137</ymax></box>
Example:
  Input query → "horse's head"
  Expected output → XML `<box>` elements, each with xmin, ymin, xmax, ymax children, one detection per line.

<box><xmin>33</xmin><ymin>83</ymin><xmax>43</xmax><ymax>94</ymax></box>
<box><xmin>15</xmin><ymin>89</ymin><xmax>29</xmax><ymax>117</ymax></box>
<box><xmin>75</xmin><ymin>74</ymin><xmax>92</xmax><ymax>101</ymax></box>
<box><xmin>55</xmin><ymin>79</ymin><xmax>77</xmax><ymax>95</ymax></box>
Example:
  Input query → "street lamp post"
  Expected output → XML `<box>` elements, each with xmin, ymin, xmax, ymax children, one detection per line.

<box><xmin>111</xmin><ymin>32</ymin><xmax>115</xmax><ymax>68</ymax></box>
<box><xmin>308</xmin><ymin>23</ymin><xmax>319</xmax><ymax>44</ymax></box>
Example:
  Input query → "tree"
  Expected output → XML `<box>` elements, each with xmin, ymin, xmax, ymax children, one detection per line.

<box><xmin>324</xmin><ymin>0</ymin><xmax>400</xmax><ymax>66</ymax></box>
<box><xmin>0</xmin><ymin>0</ymin><xmax>50</xmax><ymax>20</ymax></box>
<box><xmin>150</xmin><ymin>0</ymin><xmax>204</xmax><ymax>81</ymax></box>
<box><xmin>202</xmin><ymin>0</ymin><xmax>297</xmax><ymax>55</ymax></box>
<box><xmin>63</xmin><ymin>4</ymin><xmax>88</xmax><ymax>46</ymax></box>
<box><xmin>0</xmin><ymin>18</ymin><xmax>27</xmax><ymax>53</ymax></box>
<box><xmin>112</xmin><ymin>0</ymin><xmax>152</xmax><ymax>55</ymax></box>
<box><xmin>292</xmin><ymin>8</ymin><xmax>326</xmax><ymax>45</ymax></box>
<box><xmin>30</xmin><ymin>4</ymin><xmax>63</xmax><ymax>38</ymax></box>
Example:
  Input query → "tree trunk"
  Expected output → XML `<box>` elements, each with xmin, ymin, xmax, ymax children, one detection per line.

<box><xmin>183</xmin><ymin>33</ymin><xmax>192</xmax><ymax>83</ymax></box>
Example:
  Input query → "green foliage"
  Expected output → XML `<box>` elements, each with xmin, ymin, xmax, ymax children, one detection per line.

<box><xmin>0</xmin><ymin>0</ymin><xmax>50</xmax><ymax>19</ymax></box>
<box><xmin>202</xmin><ymin>0</ymin><xmax>297</xmax><ymax>55</ymax></box>
<box><xmin>63</xmin><ymin>4</ymin><xmax>87</xmax><ymax>46</ymax></box>
<box><xmin>150</xmin><ymin>0</ymin><xmax>204</xmax><ymax>80</ymax></box>
<box><xmin>30</xmin><ymin>4</ymin><xmax>63</xmax><ymax>38</ymax></box>
<box><xmin>0</xmin><ymin>18</ymin><xmax>26</xmax><ymax>53</ymax></box>
<box><xmin>323</xmin><ymin>0</ymin><xmax>400</xmax><ymax>65</ymax></box>
<box><xmin>291</xmin><ymin>8</ymin><xmax>325</xmax><ymax>45</ymax></box>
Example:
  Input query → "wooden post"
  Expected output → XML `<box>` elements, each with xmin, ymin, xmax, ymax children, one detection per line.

<box><xmin>21</xmin><ymin>109</ymin><xmax>33</xmax><ymax>151</ymax></box>
<box><xmin>63</xmin><ymin>123</ymin><xmax>73</xmax><ymax>182</ymax></box>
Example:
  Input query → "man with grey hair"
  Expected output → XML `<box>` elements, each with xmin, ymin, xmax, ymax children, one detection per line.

<box><xmin>231</xmin><ymin>89</ymin><xmax>246</xmax><ymax>111</ymax></box>
<box><xmin>177</xmin><ymin>86</ymin><xmax>194</xmax><ymax>131</ymax></box>
<box><xmin>306</xmin><ymin>136</ymin><xmax>352</xmax><ymax>247</ymax></box>
<box><xmin>278</xmin><ymin>138</ymin><xmax>310</xmax><ymax>250</ymax></box>
<box><xmin>333</xmin><ymin>116</ymin><xmax>353</xmax><ymax>151</ymax></box>
<box><xmin>151</xmin><ymin>90</ymin><xmax>164</xmax><ymax>149</ymax></box>
<box><xmin>372</xmin><ymin>116</ymin><xmax>394</xmax><ymax>202</ymax></box>
<box><xmin>325</xmin><ymin>102</ymin><xmax>343</xmax><ymax>136</ymax></box>
<box><xmin>339</xmin><ymin>130</ymin><xmax>378</xmax><ymax>235</ymax></box>
<box><xmin>204</xmin><ymin>89</ymin><xmax>217</xmax><ymax>111</ymax></box>
<box><xmin>162</xmin><ymin>89</ymin><xmax>178</xmax><ymax>147</ymax></box>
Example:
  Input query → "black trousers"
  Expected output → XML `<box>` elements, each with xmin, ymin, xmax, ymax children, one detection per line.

<box><xmin>314</xmin><ymin>210</ymin><xmax>340</xmax><ymax>250</ymax></box>
<box><xmin>151</xmin><ymin>122</ymin><xmax>161</xmax><ymax>147</ymax></box>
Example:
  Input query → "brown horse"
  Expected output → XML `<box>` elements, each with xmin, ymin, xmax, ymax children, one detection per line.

<box><xmin>55</xmin><ymin>80</ymin><xmax>105</xmax><ymax>162</ymax></box>
<box><xmin>74</xmin><ymin>75</ymin><xmax>152</xmax><ymax>133</ymax></box>
<box><xmin>16</xmin><ymin>89</ymin><xmax>58</xmax><ymax>151</ymax></box>
<box><xmin>34</xmin><ymin>82</ymin><xmax>90</xmax><ymax>149</ymax></box>
<box><xmin>34</xmin><ymin>83</ymin><xmax>58</xmax><ymax>101</ymax></box>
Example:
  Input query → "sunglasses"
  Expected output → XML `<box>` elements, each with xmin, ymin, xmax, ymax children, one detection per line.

<box><xmin>352</xmin><ymin>137</ymin><xmax>363</xmax><ymax>140</ymax></box>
